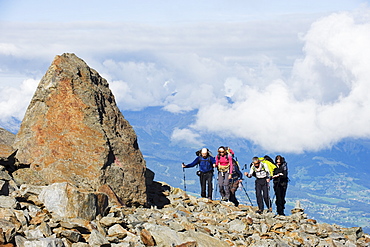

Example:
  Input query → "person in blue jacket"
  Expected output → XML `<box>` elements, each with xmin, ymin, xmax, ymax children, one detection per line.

<box><xmin>182</xmin><ymin>148</ymin><xmax>216</xmax><ymax>199</ymax></box>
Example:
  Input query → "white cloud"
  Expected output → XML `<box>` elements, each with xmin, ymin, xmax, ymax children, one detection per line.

<box><xmin>171</xmin><ymin>128</ymin><xmax>205</xmax><ymax>148</ymax></box>
<box><xmin>190</xmin><ymin>10</ymin><xmax>370</xmax><ymax>153</ymax></box>
<box><xmin>0</xmin><ymin>43</ymin><xmax>20</xmax><ymax>56</ymax></box>
<box><xmin>0</xmin><ymin>78</ymin><xmax>39</xmax><ymax>131</ymax></box>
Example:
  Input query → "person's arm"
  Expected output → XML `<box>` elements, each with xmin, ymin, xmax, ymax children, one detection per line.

<box><xmin>279</xmin><ymin>162</ymin><xmax>288</xmax><ymax>178</ymax></box>
<box><xmin>228</xmin><ymin>155</ymin><xmax>233</xmax><ymax>179</ymax></box>
<box><xmin>245</xmin><ymin>166</ymin><xmax>254</xmax><ymax>178</ymax></box>
<box><xmin>214</xmin><ymin>155</ymin><xmax>219</xmax><ymax>168</ymax></box>
<box><xmin>236</xmin><ymin>164</ymin><xmax>243</xmax><ymax>180</ymax></box>
<box><xmin>211</xmin><ymin>157</ymin><xmax>216</xmax><ymax>167</ymax></box>
<box><xmin>273</xmin><ymin>162</ymin><xmax>288</xmax><ymax>179</ymax></box>
<box><xmin>263</xmin><ymin>162</ymin><xmax>270</xmax><ymax>182</ymax></box>
<box><xmin>183</xmin><ymin>157</ymin><xmax>199</xmax><ymax>168</ymax></box>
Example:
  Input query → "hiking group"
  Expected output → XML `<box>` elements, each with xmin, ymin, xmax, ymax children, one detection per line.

<box><xmin>182</xmin><ymin>147</ymin><xmax>289</xmax><ymax>216</ymax></box>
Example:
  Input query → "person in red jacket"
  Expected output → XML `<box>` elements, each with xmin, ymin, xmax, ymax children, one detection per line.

<box><xmin>214</xmin><ymin>146</ymin><xmax>233</xmax><ymax>201</ymax></box>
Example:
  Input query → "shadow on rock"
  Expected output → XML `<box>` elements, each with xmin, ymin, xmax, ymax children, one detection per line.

<box><xmin>145</xmin><ymin>168</ymin><xmax>170</xmax><ymax>208</ymax></box>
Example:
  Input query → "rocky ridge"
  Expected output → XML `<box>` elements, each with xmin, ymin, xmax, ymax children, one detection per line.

<box><xmin>11</xmin><ymin>53</ymin><xmax>146</xmax><ymax>206</ymax></box>
<box><xmin>0</xmin><ymin>168</ymin><xmax>369</xmax><ymax>247</ymax></box>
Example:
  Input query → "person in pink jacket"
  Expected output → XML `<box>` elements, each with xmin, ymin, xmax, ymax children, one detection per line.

<box><xmin>214</xmin><ymin>146</ymin><xmax>233</xmax><ymax>201</ymax></box>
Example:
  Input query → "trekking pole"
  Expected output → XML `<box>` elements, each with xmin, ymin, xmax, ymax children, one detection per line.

<box><xmin>240</xmin><ymin>182</ymin><xmax>253</xmax><ymax>206</ymax></box>
<box><xmin>182</xmin><ymin>167</ymin><xmax>187</xmax><ymax>192</ymax></box>
<box><xmin>272</xmin><ymin>193</ymin><xmax>276</xmax><ymax>210</ymax></box>
<box><xmin>213</xmin><ymin>172</ymin><xmax>218</xmax><ymax>200</ymax></box>
<box><xmin>267</xmin><ymin>182</ymin><xmax>272</xmax><ymax>212</ymax></box>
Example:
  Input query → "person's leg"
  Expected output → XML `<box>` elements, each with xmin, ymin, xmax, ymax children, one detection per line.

<box><xmin>280</xmin><ymin>182</ymin><xmax>288</xmax><ymax>215</ymax></box>
<box><xmin>205</xmin><ymin>171</ymin><xmax>213</xmax><ymax>199</ymax></box>
<box><xmin>199</xmin><ymin>172</ymin><xmax>206</xmax><ymax>198</ymax></box>
<box><xmin>255</xmin><ymin>179</ymin><xmax>263</xmax><ymax>212</ymax></box>
<box><xmin>261</xmin><ymin>180</ymin><xmax>270</xmax><ymax>210</ymax></box>
<box><xmin>223</xmin><ymin>172</ymin><xmax>231</xmax><ymax>200</ymax></box>
<box><xmin>274</xmin><ymin>182</ymin><xmax>284</xmax><ymax>215</ymax></box>
<box><xmin>218</xmin><ymin>172</ymin><xmax>225</xmax><ymax>198</ymax></box>
<box><xmin>229</xmin><ymin>180</ymin><xmax>239</xmax><ymax>206</ymax></box>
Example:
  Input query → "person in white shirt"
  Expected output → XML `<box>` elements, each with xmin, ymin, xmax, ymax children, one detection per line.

<box><xmin>245</xmin><ymin>157</ymin><xmax>271</xmax><ymax>214</ymax></box>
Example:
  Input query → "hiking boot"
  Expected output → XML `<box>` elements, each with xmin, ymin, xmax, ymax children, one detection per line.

<box><xmin>221</xmin><ymin>197</ymin><xmax>228</xmax><ymax>202</ymax></box>
<box><xmin>256</xmin><ymin>210</ymin><xmax>262</xmax><ymax>214</ymax></box>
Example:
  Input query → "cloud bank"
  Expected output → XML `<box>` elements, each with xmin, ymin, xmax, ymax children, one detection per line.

<box><xmin>1</xmin><ymin>8</ymin><xmax>369</xmax><ymax>152</ymax></box>
<box><xmin>191</xmin><ymin>10</ymin><xmax>370</xmax><ymax>153</ymax></box>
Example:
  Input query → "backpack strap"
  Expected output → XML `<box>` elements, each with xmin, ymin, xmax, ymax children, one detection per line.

<box><xmin>199</xmin><ymin>156</ymin><xmax>212</xmax><ymax>165</ymax></box>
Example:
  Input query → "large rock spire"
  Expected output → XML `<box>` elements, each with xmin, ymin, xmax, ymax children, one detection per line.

<box><xmin>13</xmin><ymin>53</ymin><xmax>146</xmax><ymax>206</ymax></box>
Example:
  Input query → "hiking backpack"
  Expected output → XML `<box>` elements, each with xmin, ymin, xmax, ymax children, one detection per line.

<box><xmin>195</xmin><ymin>148</ymin><xmax>213</xmax><ymax>157</ymax></box>
<box><xmin>195</xmin><ymin>148</ymin><xmax>214</xmax><ymax>174</ymax></box>
<box><xmin>217</xmin><ymin>147</ymin><xmax>240</xmax><ymax>175</ymax></box>
<box><xmin>258</xmin><ymin>156</ymin><xmax>276</xmax><ymax>177</ymax></box>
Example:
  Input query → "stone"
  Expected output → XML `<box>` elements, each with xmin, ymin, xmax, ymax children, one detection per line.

<box><xmin>59</xmin><ymin>218</ymin><xmax>92</xmax><ymax>234</ymax></box>
<box><xmin>13</xmin><ymin>53</ymin><xmax>147</xmax><ymax>206</ymax></box>
<box><xmin>99</xmin><ymin>217</ymin><xmax>123</xmax><ymax>228</ymax></box>
<box><xmin>183</xmin><ymin>229</ymin><xmax>230</xmax><ymax>247</ymax></box>
<box><xmin>97</xmin><ymin>184</ymin><xmax>123</xmax><ymax>206</ymax></box>
<box><xmin>143</xmin><ymin>223</ymin><xmax>187</xmax><ymax>246</ymax></box>
<box><xmin>107</xmin><ymin>224</ymin><xmax>127</xmax><ymax>239</ymax></box>
<box><xmin>24</xmin><ymin>228</ymin><xmax>44</xmax><ymax>240</ymax></box>
<box><xmin>13</xmin><ymin>210</ymin><xmax>28</xmax><ymax>227</ymax></box>
<box><xmin>0</xmin><ymin>171</ymin><xmax>12</xmax><ymax>181</ymax></box>
<box><xmin>88</xmin><ymin>229</ymin><xmax>110</xmax><ymax>247</ymax></box>
<box><xmin>14</xmin><ymin>235</ymin><xmax>27</xmax><ymax>247</ymax></box>
<box><xmin>0</xmin><ymin>219</ymin><xmax>18</xmax><ymax>244</ymax></box>
<box><xmin>228</xmin><ymin>219</ymin><xmax>245</xmax><ymax>232</ymax></box>
<box><xmin>140</xmin><ymin>229</ymin><xmax>156</xmax><ymax>246</ymax></box>
<box><xmin>0</xmin><ymin>196</ymin><xmax>19</xmax><ymax>209</ymax></box>
<box><xmin>18</xmin><ymin>184</ymin><xmax>46</xmax><ymax>197</ymax></box>
<box><xmin>0</xmin><ymin>244</ymin><xmax>15</xmax><ymax>247</ymax></box>
<box><xmin>38</xmin><ymin>182</ymin><xmax>107</xmax><ymax>221</ymax></box>
<box><xmin>71</xmin><ymin>243</ymin><xmax>89</xmax><ymax>247</ymax></box>
<box><xmin>0</xmin><ymin>228</ymin><xmax>5</xmax><ymax>245</ymax></box>
<box><xmin>0</xmin><ymin>128</ymin><xmax>15</xmax><ymax>159</ymax></box>
<box><xmin>12</xmin><ymin>169</ymin><xmax>47</xmax><ymax>187</ymax></box>
<box><xmin>175</xmin><ymin>241</ymin><xmax>197</xmax><ymax>247</ymax></box>
<box><xmin>23</xmin><ymin>238</ymin><xmax>64</xmax><ymax>247</ymax></box>
<box><xmin>59</xmin><ymin>229</ymin><xmax>81</xmax><ymax>243</ymax></box>
<box><xmin>38</xmin><ymin>222</ymin><xmax>52</xmax><ymax>238</ymax></box>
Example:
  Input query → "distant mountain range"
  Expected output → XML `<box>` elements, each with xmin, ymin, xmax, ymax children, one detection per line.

<box><xmin>2</xmin><ymin>106</ymin><xmax>369</xmax><ymax>233</ymax></box>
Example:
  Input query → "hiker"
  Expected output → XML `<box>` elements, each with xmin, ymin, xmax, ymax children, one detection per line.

<box><xmin>229</xmin><ymin>158</ymin><xmax>243</xmax><ymax>206</ymax></box>
<box><xmin>214</xmin><ymin>146</ymin><xmax>233</xmax><ymax>201</ymax></box>
<box><xmin>272</xmin><ymin>155</ymin><xmax>289</xmax><ymax>216</ymax></box>
<box><xmin>182</xmin><ymin>148</ymin><xmax>215</xmax><ymax>199</ymax></box>
<box><xmin>245</xmin><ymin>157</ymin><xmax>271</xmax><ymax>214</ymax></box>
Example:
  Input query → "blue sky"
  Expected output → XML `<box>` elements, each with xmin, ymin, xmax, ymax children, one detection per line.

<box><xmin>0</xmin><ymin>1</ymin><xmax>363</xmax><ymax>23</ymax></box>
<box><xmin>1</xmin><ymin>1</ymin><xmax>370</xmax><ymax>153</ymax></box>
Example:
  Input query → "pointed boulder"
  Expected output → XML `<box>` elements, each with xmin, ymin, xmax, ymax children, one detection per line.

<box><xmin>13</xmin><ymin>53</ymin><xmax>146</xmax><ymax>206</ymax></box>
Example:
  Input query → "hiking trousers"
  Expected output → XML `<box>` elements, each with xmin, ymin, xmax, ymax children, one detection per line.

<box><xmin>199</xmin><ymin>171</ymin><xmax>213</xmax><ymax>199</ymax></box>
<box><xmin>218</xmin><ymin>171</ymin><xmax>230</xmax><ymax>200</ymax></box>
<box><xmin>255</xmin><ymin>178</ymin><xmax>270</xmax><ymax>211</ymax></box>
<box><xmin>274</xmin><ymin>181</ymin><xmax>288</xmax><ymax>215</ymax></box>
<box><xmin>229</xmin><ymin>179</ymin><xmax>240</xmax><ymax>206</ymax></box>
